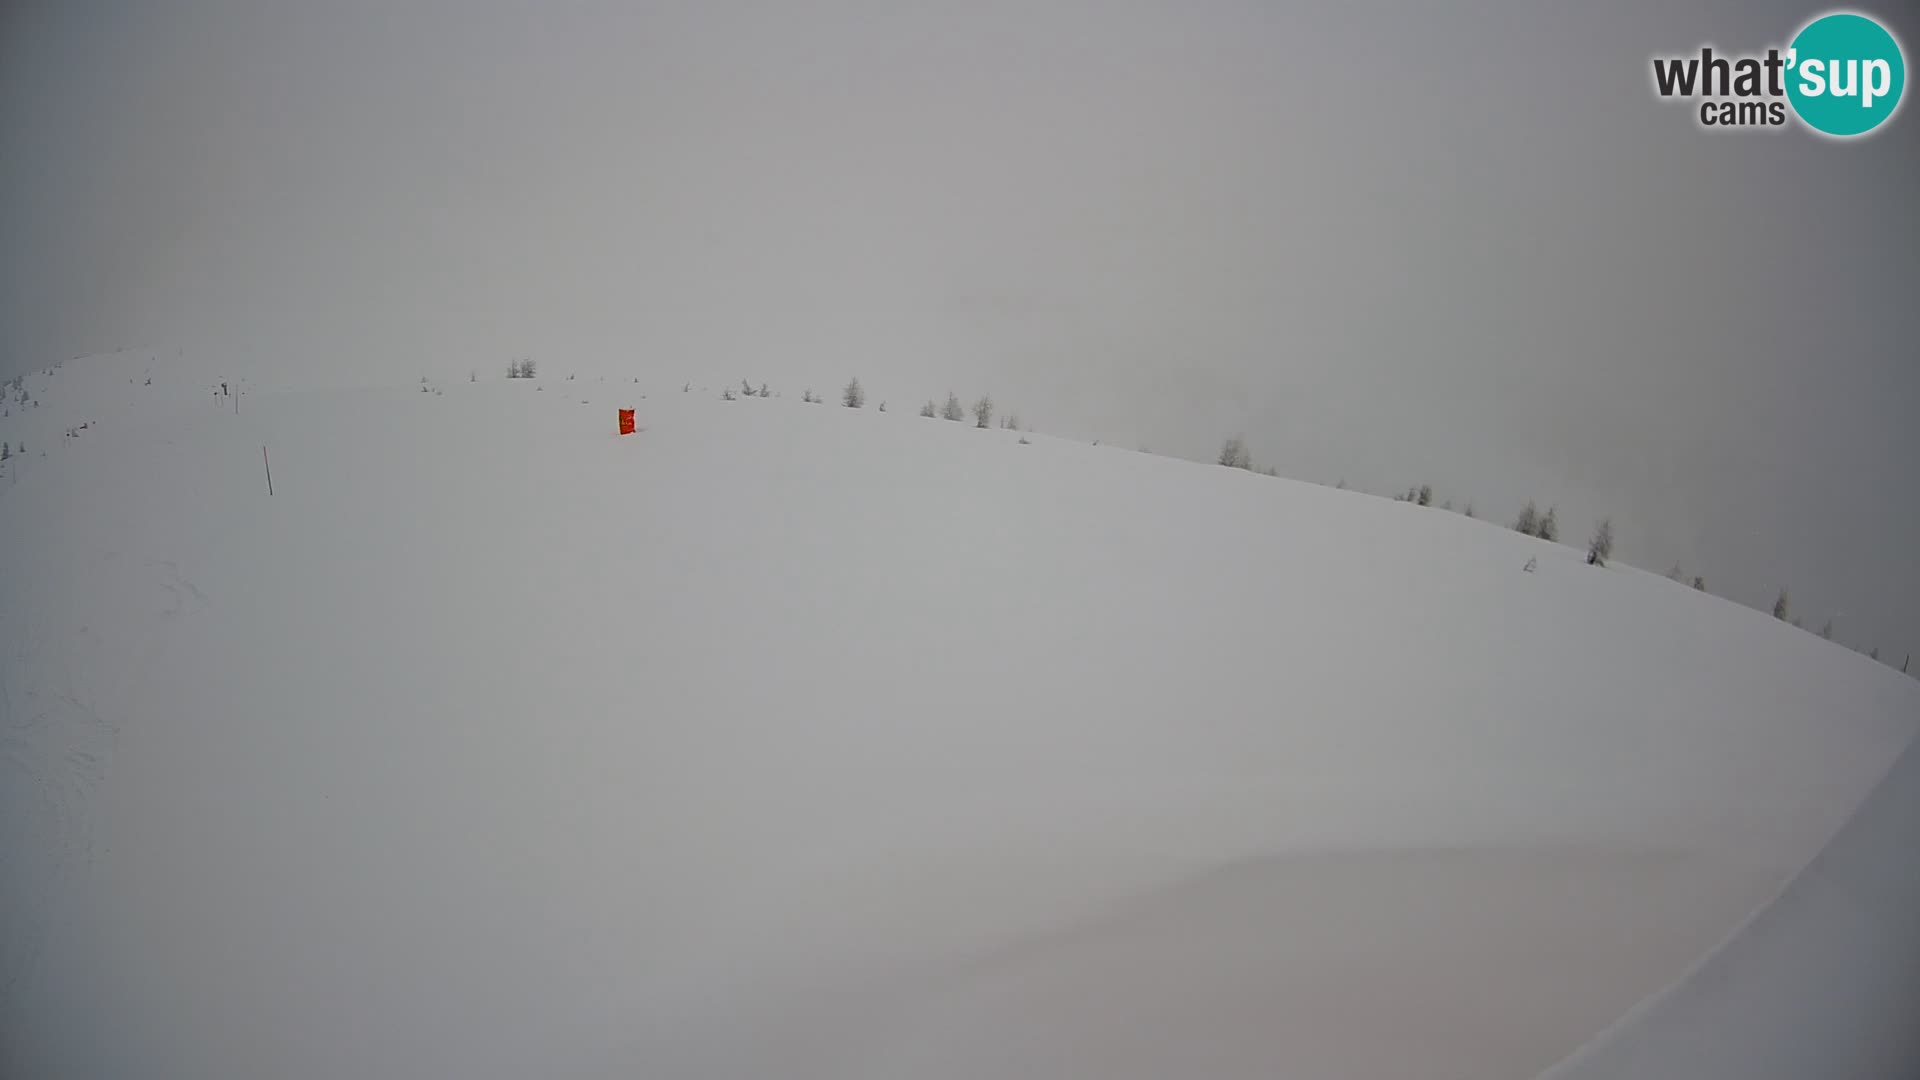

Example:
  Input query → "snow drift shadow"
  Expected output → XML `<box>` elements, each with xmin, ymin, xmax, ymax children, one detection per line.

<box><xmin>1539</xmin><ymin>733</ymin><xmax>1920</xmax><ymax>1080</ymax></box>
<box><xmin>655</xmin><ymin>847</ymin><xmax>1782</xmax><ymax>1080</ymax></box>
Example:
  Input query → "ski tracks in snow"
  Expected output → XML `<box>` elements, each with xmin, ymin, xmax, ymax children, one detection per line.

<box><xmin>0</xmin><ymin>557</ymin><xmax>200</xmax><ymax>1061</ymax></box>
<box><xmin>2</xmin><ymin>553</ymin><xmax>208</xmax><ymax>1053</ymax></box>
<box><xmin>155</xmin><ymin>560</ymin><xmax>208</xmax><ymax>623</ymax></box>
<box><xmin>0</xmin><ymin>624</ymin><xmax>114</xmax><ymax>1050</ymax></box>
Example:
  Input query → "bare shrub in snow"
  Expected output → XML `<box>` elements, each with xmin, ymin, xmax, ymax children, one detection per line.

<box><xmin>942</xmin><ymin>392</ymin><xmax>965</xmax><ymax>422</ymax></box>
<box><xmin>1513</xmin><ymin>500</ymin><xmax>1539</xmax><ymax>534</ymax></box>
<box><xmin>1417</xmin><ymin>484</ymin><xmax>1432</xmax><ymax>507</ymax></box>
<box><xmin>973</xmin><ymin>396</ymin><xmax>992</xmax><ymax>428</ymax></box>
<box><xmin>843</xmin><ymin>377</ymin><xmax>865</xmax><ymax>408</ymax></box>
<box><xmin>1773</xmin><ymin>588</ymin><xmax>1790</xmax><ymax>621</ymax></box>
<box><xmin>1693</xmin><ymin>576</ymin><xmax>1706</xmax><ymax>591</ymax></box>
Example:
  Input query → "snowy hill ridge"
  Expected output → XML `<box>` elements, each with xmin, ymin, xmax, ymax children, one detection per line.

<box><xmin>2</xmin><ymin>354</ymin><xmax>1915</xmax><ymax>1079</ymax></box>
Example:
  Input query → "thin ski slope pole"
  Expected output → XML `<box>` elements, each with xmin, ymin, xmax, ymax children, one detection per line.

<box><xmin>263</xmin><ymin>445</ymin><xmax>274</xmax><ymax>496</ymax></box>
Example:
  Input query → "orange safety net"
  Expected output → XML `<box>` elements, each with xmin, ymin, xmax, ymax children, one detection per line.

<box><xmin>618</xmin><ymin>408</ymin><xmax>636</xmax><ymax>435</ymax></box>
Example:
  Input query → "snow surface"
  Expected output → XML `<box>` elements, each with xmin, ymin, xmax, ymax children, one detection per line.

<box><xmin>1540</xmin><ymin>733</ymin><xmax>1920</xmax><ymax>1080</ymax></box>
<box><xmin>2</xmin><ymin>352</ymin><xmax>1915</xmax><ymax>1079</ymax></box>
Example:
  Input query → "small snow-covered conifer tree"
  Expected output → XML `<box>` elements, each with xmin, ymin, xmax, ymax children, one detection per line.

<box><xmin>1513</xmin><ymin>500</ymin><xmax>1539</xmax><ymax>534</ymax></box>
<box><xmin>1587</xmin><ymin>518</ymin><xmax>1613</xmax><ymax>566</ymax></box>
<box><xmin>1218</xmin><ymin>436</ymin><xmax>1251</xmax><ymax>470</ymax></box>
<box><xmin>1536</xmin><ymin>506</ymin><xmax>1559</xmax><ymax>543</ymax></box>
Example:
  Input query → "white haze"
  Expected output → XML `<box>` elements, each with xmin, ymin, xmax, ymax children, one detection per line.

<box><xmin>3</xmin><ymin>0</ymin><xmax>1917</xmax><ymax>657</ymax></box>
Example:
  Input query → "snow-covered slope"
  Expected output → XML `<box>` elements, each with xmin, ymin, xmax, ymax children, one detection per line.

<box><xmin>1540</xmin><ymin>734</ymin><xmax>1920</xmax><ymax>1079</ymax></box>
<box><xmin>3</xmin><ymin>353</ymin><xmax>1915</xmax><ymax>1079</ymax></box>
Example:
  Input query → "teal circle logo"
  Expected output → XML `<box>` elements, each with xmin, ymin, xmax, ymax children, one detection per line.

<box><xmin>1786</xmin><ymin>12</ymin><xmax>1906</xmax><ymax>137</ymax></box>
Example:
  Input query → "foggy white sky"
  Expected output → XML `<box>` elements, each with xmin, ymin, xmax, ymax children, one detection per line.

<box><xmin>3</xmin><ymin>0</ymin><xmax>1916</xmax><ymax>661</ymax></box>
